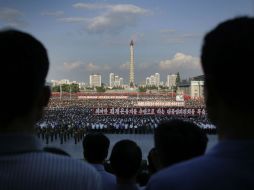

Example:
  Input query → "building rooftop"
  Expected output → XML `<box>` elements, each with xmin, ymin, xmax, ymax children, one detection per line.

<box><xmin>190</xmin><ymin>75</ymin><xmax>205</xmax><ymax>81</ymax></box>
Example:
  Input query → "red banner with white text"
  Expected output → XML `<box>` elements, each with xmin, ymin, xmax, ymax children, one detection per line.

<box><xmin>93</xmin><ymin>107</ymin><xmax>206</xmax><ymax>116</ymax></box>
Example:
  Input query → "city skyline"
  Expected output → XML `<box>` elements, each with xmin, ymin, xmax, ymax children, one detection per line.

<box><xmin>0</xmin><ymin>0</ymin><xmax>253</xmax><ymax>83</ymax></box>
<box><xmin>50</xmin><ymin>71</ymin><xmax>196</xmax><ymax>87</ymax></box>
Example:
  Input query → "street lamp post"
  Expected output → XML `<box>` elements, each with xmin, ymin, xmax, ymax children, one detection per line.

<box><xmin>198</xmin><ymin>81</ymin><xmax>200</xmax><ymax>98</ymax></box>
<box><xmin>60</xmin><ymin>84</ymin><xmax>62</xmax><ymax>101</ymax></box>
<box><xmin>171</xmin><ymin>86</ymin><xmax>173</xmax><ymax>100</ymax></box>
<box><xmin>69</xmin><ymin>85</ymin><xmax>72</xmax><ymax>100</ymax></box>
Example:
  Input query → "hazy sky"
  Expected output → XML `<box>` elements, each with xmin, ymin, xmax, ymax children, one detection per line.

<box><xmin>0</xmin><ymin>0</ymin><xmax>253</xmax><ymax>84</ymax></box>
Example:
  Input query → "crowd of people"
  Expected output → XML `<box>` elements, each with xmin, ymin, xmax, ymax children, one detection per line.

<box><xmin>47</xmin><ymin>96</ymin><xmax>205</xmax><ymax>109</ymax></box>
<box><xmin>35</xmin><ymin>96</ymin><xmax>215</xmax><ymax>145</ymax></box>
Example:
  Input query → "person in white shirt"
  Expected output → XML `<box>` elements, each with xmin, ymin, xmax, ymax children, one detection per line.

<box><xmin>0</xmin><ymin>29</ymin><xmax>101</xmax><ymax>190</ymax></box>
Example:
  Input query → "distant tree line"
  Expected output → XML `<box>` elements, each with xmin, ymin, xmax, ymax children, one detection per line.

<box><xmin>51</xmin><ymin>84</ymin><xmax>79</xmax><ymax>93</ymax></box>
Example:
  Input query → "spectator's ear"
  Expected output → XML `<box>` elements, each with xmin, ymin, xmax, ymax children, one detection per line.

<box><xmin>41</xmin><ymin>85</ymin><xmax>51</xmax><ymax>107</ymax></box>
<box><xmin>35</xmin><ymin>86</ymin><xmax>51</xmax><ymax>122</ymax></box>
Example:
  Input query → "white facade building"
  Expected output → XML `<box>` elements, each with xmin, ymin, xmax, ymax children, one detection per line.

<box><xmin>146</xmin><ymin>73</ymin><xmax>161</xmax><ymax>87</ymax></box>
<box><xmin>51</xmin><ymin>79</ymin><xmax>81</xmax><ymax>86</ymax></box>
<box><xmin>78</xmin><ymin>82</ymin><xmax>86</xmax><ymax>89</ymax></box>
<box><xmin>190</xmin><ymin>80</ymin><xmax>204</xmax><ymax>98</ymax></box>
<box><xmin>114</xmin><ymin>75</ymin><xmax>120</xmax><ymax>86</ymax></box>
<box><xmin>146</xmin><ymin>77</ymin><xmax>150</xmax><ymax>85</ymax></box>
<box><xmin>119</xmin><ymin>78</ymin><xmax>124</xmax><ymax>86</ymax></box>
<box><xmin>167</xmin><ymin>74</ymin><xmax>177</xmax><ymax>88</ymax></box>
<box><xmin>150</xmin><ymin>75</ymin><xmax>156</xmax><ymax>86</ymax></box>
<box><xmin>109</xmin><ymin>73</ymin><xmax>124</xmax><ymax>88</ymax></box>
<box><xmin>89</xmin><ymin>74</ymin><xmax>101</xmax><ymax>87</ymax></box>
<box><xmin>155</xmin><ymin>73</ymin><xmax>160</xmax><ymax>86</ymax></box>
<box><xmin>109</xmin><ymin>73</ymin><xmax>115</xmax><ymax>88</ymax></box>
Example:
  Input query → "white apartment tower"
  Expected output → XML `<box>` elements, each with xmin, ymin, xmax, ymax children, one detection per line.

<box><xmin>190</xmin><ymin>80</ymin><xmax>204</xmax><ymax>98</ymax></box>
<box><xmin>114</xmin><ymin>75</ymin><xmax>120</xmax><ymax>86</ymax></box>
<box><xmin>146</xmin><ymin>77</ymin><xmax>150</xmax><ymax>85</ymax></box>
<box><xmin>109</xmin><ymin>73</ymin><xmax>115</xmax><ymax>88</ymax></box>
<box><xmin>150</xmin><ymin>75</ymin><xmax>156</xmax><ymax>86</ymax></box>
<box><xmin>119</xmin><ymin>78</ymin><xmax>124</xmax><ymax>86</ymax></box>
<box><xmin>89</xmin><ymin>74</ymin><xmax>101</xmax><ymax>87</ymax></box>
<box><xmin>155</xmin><ymin>73</ymin><xmax>160</xmax><ymax>86</ymax></box>
<box><xmin>167</xmin><ymin>74</ymin><xmax>177</xmax><ymax>88</ymax></box>
<box><xmin>146</xmin><ymin>73</ymin><xmax>160</xmax><ymax>87</ymax></box>
<box><xmin>129</xmin><ymin>40</ymin><xmax>135</xmax><ymax>87</ymax></box>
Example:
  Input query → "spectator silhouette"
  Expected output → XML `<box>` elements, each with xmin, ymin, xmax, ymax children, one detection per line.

<box><xmin>110</xmin><ymin>139</ymin><xmax>142</xmax><ymax>190</ymax></box>
<box><xmin>146</xmin><ymin>16</ymin><xmax>254</xmax><ymax>190</ymax></box>
<box><xmin>0</xmin><ymin>29</ymin><xmax>101</xmax><ymax>190</ymax></box>
<box><xmin>154</xmin><ymin>119</ymin><xmax>207</xmax><ymax>169</ymax></box>
<box><xmin>135</xmin><ymin>147</ymin><xmax>160</xmax><ymax>187</ymax></box>
<box><xmin>147</xmin><ymin>148</ymin><xmax>160</xmax><ymax>175</ymax></box>
<box><xmin>83</xmin><ymin>133</ymin><xmax>116</xmax><ymax>190</ymax></box>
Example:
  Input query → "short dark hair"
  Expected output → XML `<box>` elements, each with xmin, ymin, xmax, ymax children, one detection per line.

<box><xmin>147</xmin><ymin>147</ymin><xmax>159</xmax><ymax>174</ymax></box>
<box><xmin>83</xmin><ymin>133</ymin><xmax>110</xmax><ymax>163</ymax></box>
<box><xmin>0</xmin><ymin>29</ymin><xmax>49</xmax><ymax>123</ymax></box>
<box><xmin>154</xmin><ymin>119</ymin><xmax>208</xmax><ymax>168</ymax></box>
<box><xmin>201</xmin><ymin>16</ymin><xmax>254</xmax><ymax>110</ymax></box>
<box><xmin>110</xmin><ymin>140</ymin><xmax>142</xmax><ymax>179</ymax></box>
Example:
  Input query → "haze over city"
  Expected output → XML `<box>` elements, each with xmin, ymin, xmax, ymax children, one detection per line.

<box><xmin>0</xmin><ymin>0</ymin><xmax>253</xmax><ymax>84</ymax></box>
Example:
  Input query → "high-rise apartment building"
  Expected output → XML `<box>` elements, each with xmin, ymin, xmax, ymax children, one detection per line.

<box><xmin>190</xmin><ymin>75</ymin><xmax>204</xmax><ymax>98</ymax></box>
<box><xmin>109</xmin><ymin>73</ymin><xmax>115</xmax><ymax>88</ymax></box>
<box><xmin>146</xmin><ymin>77</ymin><xmax>150</xmax><ymax>85</ymax></box>
<box><xmin>109</xmin><ymin>73</ymin><xmax>124</xmax><ymax>88</ymax></box>
<box><xmin>167</xmin><ymin>74</ymin><xmax>177</xmax><ymax>88</ymax></box>
<box><xmin>119</xmin><ymin>78</ymin><xmax>124</xmax><ymax>86</ymax></box>
<box><xmin>89</xmin><ymin>74</ymin><xmax>101</xmax><ymax>87</ymax></box>
<box><xmin>146</xmin><ymin>73</ymin><xmax>161</xmax><ymax>87</ymax></box>
<box><xmin>114</xmin><ymin>75</ymin><xmax>120</xmax><ymax>86</ymax></box>
<box><xmin>150</xmin><ymin>75</ymin><xmax>156</xmax><ymax>86</ymax></box>
<box><xmin>155</xmin><ymin>73</ymin><xmax>160</xmax><ymax>86</ymax></box>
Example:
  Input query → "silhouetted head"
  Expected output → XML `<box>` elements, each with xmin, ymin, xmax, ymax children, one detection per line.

<box><xmin>201</xmin><ymin>16</ymin><xmax>254</xmax><ymax>137</ymax></box>
<box><xmin>154</xmin><ymin>119</ymin><xmax>208</xmax><ymax>168</ymax></box>
<box><xmin>0</xmin><ymin>29</ymin><xmax>50</xmax><ymax>131</ymax></box>
<box><xmin>110</xmin><ymin>140</ymin><xmax>142</xmax><ymax>179</ymax></box>
<box><xmin>83</xmin><ymin>133</ymin><xmax>110</xmax><ymax>163</ymax></box>
<box><xmin>147</xmin><ymin>147</ymin><xmax>160</xmax><ymax>174</ymax></box>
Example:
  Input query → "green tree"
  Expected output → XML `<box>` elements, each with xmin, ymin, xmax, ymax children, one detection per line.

<box><xmin>96</xmin><ymin>86</ymin><xmax>106</xmax><ymax>92</ymax></box>
<box><xmin>51</xmin><ymin>85</ymin><xmax>60</xmax><ymax>92</ymax></box>
<box><xmin>112</xmin><ymin>86</ymin><xmax>124</xmax><ymax>90</ymax></box>
<box><xmin>70</xmin><ymin>83</ymin><xmax>79</xmax><ymax>93</ymax></box>
<box><xmin>146</xmin><ymin>85</ymin><xmax>158</xmax><ymax>90</ymax></box>
<box><xmin>51</xmin><ymin>84</ymin><xmax>80</xmax><ymax>93</ymax></box>
<box><xmin>138</xmin><ymin>86</ymin><xmax>147</xmax><ymax>92</ymax></box>
<box><xmin>159</xmin><ymin>85</ymin><xmax>169</xmax><ymax>90</ymax></box>
<box><xmin>176</xmin><ymin>72</ymin><xmax>181</xmax><ymax>86</ymax></box>
<box><xmin>61</xmin><ymin>84</ymin><xmax>69</xmax><ymax>92</ymax></box>
<box><xmin>171</xmin><ymin>86</ymin><xmax>177</xmax><ymax>92</ymax></box>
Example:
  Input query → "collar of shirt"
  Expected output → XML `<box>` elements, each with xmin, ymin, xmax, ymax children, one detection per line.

<box><xmin>207</xmin><ymin>139</ymin><xmax>254</xmax><ymax>159</ymax></box>
<box><xmin>91</xmin><ymin>163</ymin><xmax>105</xmax><ymax>172</ymax></box>
<box><xmin>0</xmin><ymin>133</ymin><xmax>43</xmax><ymax>155</ymax></box>
<box><xmin>116</xmin><ymin>183</ymin><xmax>140</xmax><ymax>190</ymax></box>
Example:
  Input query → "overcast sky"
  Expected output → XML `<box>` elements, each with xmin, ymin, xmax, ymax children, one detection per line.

<box><xmin>0</xmin><ymin>0</ymin><xmax>253</xmax><ymax>84</ymax></box>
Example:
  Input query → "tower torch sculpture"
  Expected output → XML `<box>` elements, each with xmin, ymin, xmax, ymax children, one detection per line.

<box><xmin>129</xmin><ymin>40</ymin><xmax>135</xmax><ymax>87</ymax></box>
